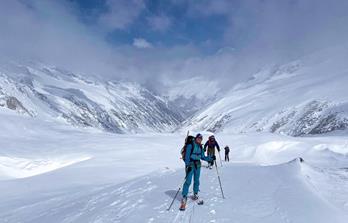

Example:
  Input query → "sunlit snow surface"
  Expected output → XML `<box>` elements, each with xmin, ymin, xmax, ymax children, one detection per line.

<box><xmin>0</xmin><ymin>155</ymin><xmax>91</xmax><ymax>179</ymax></box>
<box><xmin>0</xmin><ymin>111</ymin><xmax>348</xmax><ymax>222</ymax></box>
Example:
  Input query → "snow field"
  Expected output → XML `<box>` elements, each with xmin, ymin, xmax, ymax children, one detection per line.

<box><xmin>0</xmin><ymin>126</ymin><xmax>347</xmax><ymax>222</ymax></box>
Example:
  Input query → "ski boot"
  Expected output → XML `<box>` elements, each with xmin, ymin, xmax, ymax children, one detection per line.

<box><xmin>179</xmin><ymin>197</ymin><xmax>187</xmax><ymax>211</ymax></box>
<box><xmin>191</xmin><ymin>193</ymin><xmax>199</xmax><ymax>201</ymax></box>
<box><xmin>191</xmin><ymin>193</ymin><xmax>204</xmax><ymax>205</ymax></box>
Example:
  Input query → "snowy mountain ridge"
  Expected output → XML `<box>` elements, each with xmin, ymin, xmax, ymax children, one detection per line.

<box><xmin>1</xmin><ymin>45</ymin><xmax>348</xmax><ymax>137</ymax></box>
<box><xmin>0</xmin><ymin>61</ymin><xmax>183</xmax><ymax>133</ymax></box>
<box><xmin>184</xmin><ymin>45</ymin><xmax>348</xmax><ymax>136</ymax></box>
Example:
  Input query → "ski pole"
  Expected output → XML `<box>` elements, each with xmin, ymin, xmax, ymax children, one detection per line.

<box><xmin>214</xmin><ymin>160</ymin><xmax>225</xmax><ymax>199</ymax></box>
<box><xmin>167</xmin><ymin>174</ymin><xmax>187</xmax><ymax>211</ymax></box>
<box><xmin>218</xmin><ymin>151</ymin><xmax>223</xmax><ymax>167</ymax></box>
<box><xmin>167</xmin><ymin>184</ymin><xmax>182</xmax><ymax>211</ymax></box>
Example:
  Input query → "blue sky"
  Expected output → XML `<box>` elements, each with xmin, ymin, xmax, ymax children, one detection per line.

<box><xmin>68</xmin><ymin>0</ymin><xmax>229</xmax><ymax>53</ymax></box>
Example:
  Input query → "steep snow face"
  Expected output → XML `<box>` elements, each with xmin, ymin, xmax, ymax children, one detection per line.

<box><xmin>185</xmin><ymin>45</ymin><xmax>348</xmax><ymax>136</ymax></box>
<box><xmin>0</xmin><ymin>62</ymin><xmax>183</xmax><ymax>133</ymax></box>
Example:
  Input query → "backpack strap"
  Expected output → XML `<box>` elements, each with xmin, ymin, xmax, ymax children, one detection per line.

<box><xmin>189</xmin><ymin>142</ymin><xmax>195</xmax><ymax>159</ymax></box>
<box><xmin>190</xmin><ymin>143</ymin><xmax>203</xmax><ymax>157</ymax></box>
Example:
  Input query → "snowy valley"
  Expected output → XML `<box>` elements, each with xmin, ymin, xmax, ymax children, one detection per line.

<box><xmin>0</xmin><ymin>45</ymin><xmax>348</xmax><ymax>223</ymax></box>
<box><xmin>2</xmin><ymin>0</ymin><xmax>348</xmax><ymax>222</ymax></box>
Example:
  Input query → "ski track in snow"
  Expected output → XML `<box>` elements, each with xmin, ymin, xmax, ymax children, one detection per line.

<box><xmin>2</xmin><ymin>160</ymin><xmax>346</xmax><ymax>223</ymax></box>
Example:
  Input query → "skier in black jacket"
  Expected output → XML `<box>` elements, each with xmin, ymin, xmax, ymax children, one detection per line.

<box><xmin>204</xmin><ymin>135</ymin><xmax>220</xmax><ymax>168</ymax></box>
<box><xmin>224</xmin><ymin>146</ymin><xmax>230</xmax><ymax>162</ymax></box>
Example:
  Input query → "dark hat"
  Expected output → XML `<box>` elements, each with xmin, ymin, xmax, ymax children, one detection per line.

<box><xmin>195</xmin><ymin>133</ymin><xmax>203</xmax><ymax>139</ymax></box>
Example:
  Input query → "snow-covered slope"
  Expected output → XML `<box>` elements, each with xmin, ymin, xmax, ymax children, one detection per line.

<box><xmin>1</xmin><ymin>107</ymin><xmax>348</xmax><ymax>222</ymax></box>
<box><xmin>1</xmin><ymin>127</ymin><xmax>348</xmax><ymax>222</ymax></box>
<box><xmin>185</xmin><ymin>45</ymin><xmax>348</xmax><ymax>136</ymax></box>
<box><xmin>0</xmin><ymin>61</ymin><xmax>183</xmax><ymax>133</ymax></box>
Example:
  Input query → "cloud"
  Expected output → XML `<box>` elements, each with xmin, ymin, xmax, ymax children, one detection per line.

<box><xmin>0</xmin><ymin>0</ymin><xmax>118</xmax><ymax>77</ymax></box>
<box><xmin>191</xmin><ymin>0</ymin><xmax>348</xmax><ymax>61</ymax></box>
<box><xmin>133</xmin><ymin>38</ymin><xmax>153</xmax><ymax>48</ymax></box>
<box><xmin>98</xmin><ymin>0</ymin><xmax>145</xmax><ymax>30</ymax></box>
<box><xmin>0</xmin><ymin>0</ymin><xmax>347</xmax><ymax>94</ymax></box>
<box><xmin>147</xmin><ymin>15</ymin><xmax>171</xmax><ymax>32</ymax></box>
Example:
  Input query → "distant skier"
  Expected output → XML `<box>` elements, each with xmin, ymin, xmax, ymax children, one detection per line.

<box><xmin>204</xmin><ymin>135</ymin><xmax>220</xmax><ymax>168</ymax></box>
<box><xmin>180</xmin><ymin>133</ymin><xmax>215</xmax><ymax>211</ymax></box>
<box><xmin>224</xmin><ymin>146</ymin><xmax>230</xmax><ymax>162</ymax></box>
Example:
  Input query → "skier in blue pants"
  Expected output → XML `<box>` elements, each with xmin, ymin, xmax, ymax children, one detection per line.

<box><xmin>180</xmin><ymin>133</ymin><xmax>215</xmax><ymax>210</ymax></box>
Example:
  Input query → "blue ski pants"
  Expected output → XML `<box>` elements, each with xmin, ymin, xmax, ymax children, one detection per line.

<box><xmin>182</xmin><ymin>163</ymin><xmax>201</xmax><ymax>198</ymax></box>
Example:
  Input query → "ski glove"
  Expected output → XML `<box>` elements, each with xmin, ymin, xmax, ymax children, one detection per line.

<box><xmin>186</xmin><ymin>166</ymin><xmax>192</xmax><ymax>173</ymax></box>
<box><xmin>212</xmin><ymin>155</ymin><xmax>216</xmax><ymax>161</ymax></box>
